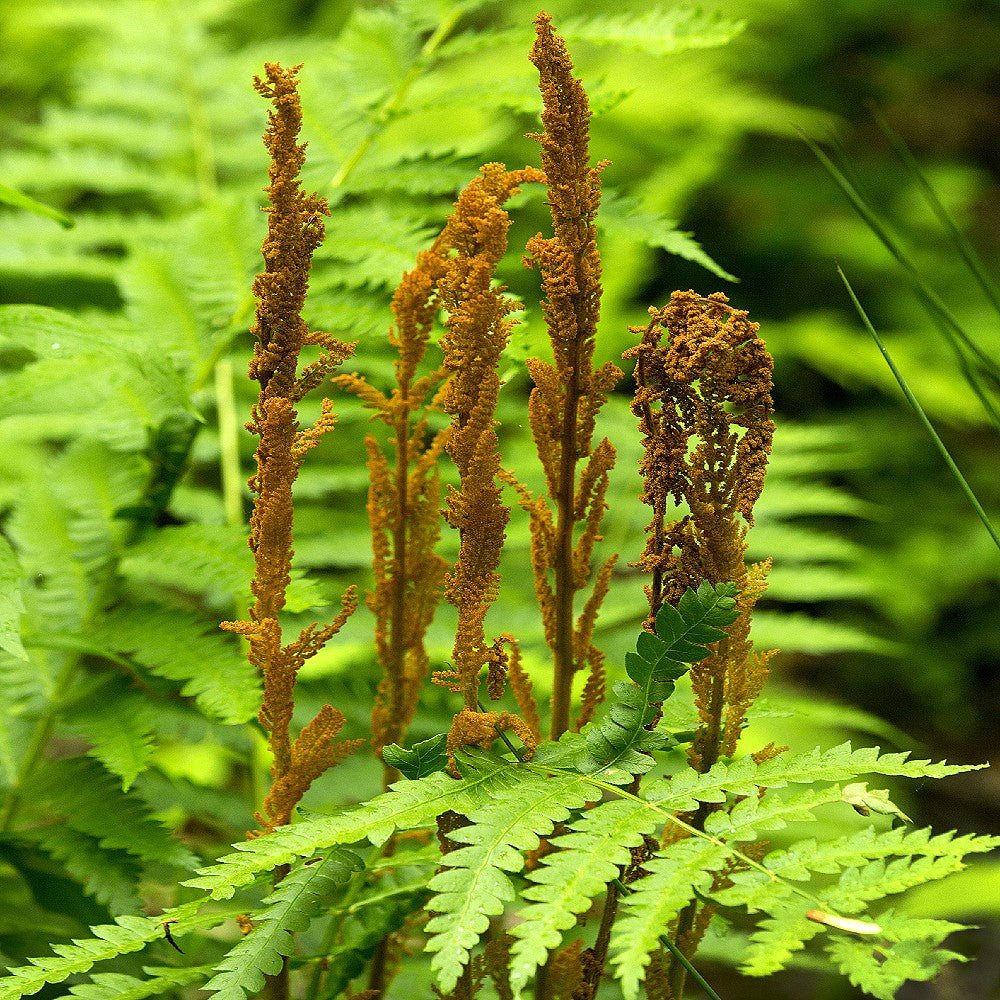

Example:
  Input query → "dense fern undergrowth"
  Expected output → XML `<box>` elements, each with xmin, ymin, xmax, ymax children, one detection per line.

<box><xmin>0</xmin><ymin>2</ymin><xmax>996</xmax><ymax>999</ymax></box>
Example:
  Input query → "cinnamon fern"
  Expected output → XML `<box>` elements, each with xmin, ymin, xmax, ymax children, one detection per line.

<box><xmin>0</xmin><ymin>5</ymin><xmax>993</xmax><ymax>1000</ymax></box>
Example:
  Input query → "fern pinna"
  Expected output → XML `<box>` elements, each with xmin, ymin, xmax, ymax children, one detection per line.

<box><xmin>0</xmin><ymin>9</ymin><xmax>995</xmax><ymax>1000</ymax></box>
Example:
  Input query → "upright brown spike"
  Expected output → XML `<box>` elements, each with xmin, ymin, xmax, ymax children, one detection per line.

<box><xmin>509</xmin><ymin>13</ymin><xmax>622</xmax><ymax>739</ymax></box>
<box><xmin>222</xmin><ymin>63</ymin><xmax>359</xmax><ymax>835</ymax></box>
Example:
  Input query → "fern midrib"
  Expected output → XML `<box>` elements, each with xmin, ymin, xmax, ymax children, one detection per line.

<box><xmin>327</xmin><ymin>8</ymin><xmax>464</xmax><ymax>191</ymax></box>
<box><xmin>521</xmin><ymin>759</ymin><xmax>833</xmax><ymax>911</ymax></box>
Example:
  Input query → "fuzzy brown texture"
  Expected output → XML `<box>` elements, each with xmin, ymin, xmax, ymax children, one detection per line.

<box><xmin>506</xmin><ymin>13</ymin><xmax>622</xmax><ymax>740</ymax></box>
<box><xmin>506</xmin><ymin>637</ymin><xmax>542</xmax><ymax>741</ymax></box>
<box><xmin>335</xmin><ymin>228</ymin><xmax>452</xmax><ymax>767</ymax></box>
<box><xmin>221</xmin><ymin>63</ymin><xmax>359</xmax><ymax>836</ymax></box>
<box><xmin>428</xmin><ymin>163</ymin><xmax>543</xmax><ymax>713</ymax></box>
<box><xmin>445</xmin><ymin>709</ymin><xmax>537</xmax><ymax>776</ymax></box>
<box><xmin>624</xmin><ymin>290</ymin><xmax>776</xmax><ymax>769</ymax></box>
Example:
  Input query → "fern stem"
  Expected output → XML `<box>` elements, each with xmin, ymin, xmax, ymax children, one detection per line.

<box><xmin>328</xmin><ymin>8</ymin><xmax>463</xmax><ymax>191</ymax></box>
<box><xmin>838</xmin><ymin>267</ymin><xmax>1000</xmax><ymax>551</ymax></box>
<box><xmin>167</xmin><ymin>8</ymin><xmax>219</xmax><ymax>203</ymax></box>
<box><xmin>0</xmin><ymin>412</ymin><xmax>203</xmax><ymax>832</ymax></box>
<box><xmin>588</xmin><ymin>879</ymin><xmax>620</xmax><ymax>995</ymax></box>
<box><xmin>215</xmin><ymin>356</ymin><xmax>244</xmax><ymax>527</ymax></box>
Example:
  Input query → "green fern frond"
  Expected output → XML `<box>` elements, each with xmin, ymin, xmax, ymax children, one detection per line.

<box><xmin>0</xmin><ymin>307</ymin><xmax>191</xmax><ymax>449</ymax></box>
<box><xmin>118</xmin><ymin>523</ymin><xmax>325</xmax><ymax>614</ymax></box>
<box><xmin>382</xmin><ymin>734</ymin><xmax>449</xmax><ymax>779</ymax></box>
<box><xmin>183</xmin><ymin>751</ymin><xmax>515</xmax><ymax>900</ymax></box>
<box><xmin>203</xmin><ymin>850</ymin><xmax>363</xmax><ymax>1000</ymax></box>
<box><xmin>19</xmin><ymin>823</ymin><xmax>143</xmax><ymax>914</ymax></box>
<box><xmin>599</xmin><ymin>190</ymin><xmax>737</xmax><ymax>282</ymax></box>
<box><xmin>559</xmin><ymin>6</ymin><xmax>745</xmax><ymax>55</ymax></box>
<box><xmin>582</xmin><ymin>582</ymin><xmax>740</xmax><ymax>783</ymax></box>
<box><xmin>507</xmin><ymin>798</ymin><xmax>661</xmax><ymax>997</ymax></box>
<box><xmin>824</xmin><ymin>911</ymin><xmax>967</xmax><ymax>1000</ymax></box>
<box><xmin>63</xmin><ymin>677</ymin><xmax>157</xmax><ymax>789</ymax></box>
<box><xmin>610</xmin><ymin>837</ymin><xmax>730</xmax><ymax>999</ymax></box>
<box><xmin>0</xmin><ymin>900</ymin><xmax>207</xmax><ymax>1000</ymax></box>
<box><xmin>65</xmin><ymin>965</ymin><xmax>211</xmax><ymax>1000</ymax></box>
<box><xmin>299</xmin><ymin>858</ymin><xmax>435</xmax><ymax>998</ymax></box>
<box><xmin>718</xmin><ymin>821</ymin><xmax>998</xmax><ymax>984</ymax></box>
<box><xmin>90</xmin><ymin>605</ymin><xmax>260</xmax><ymax>725</ymax></box>
<box><xmin>117</xmin><ymin>200</ymin><xmax>260</xmax><ymax>375</ymax></box>
<box><xmin>738</xmin><ymin>900</ymin><xmax>825</xmax><ymax>976</ymax></box>
<box><xmin>753</xmin><ymin>742</ymin><xmax>982</xmax><ymax>785</ymax></box>
<box><xmin>425</xmin><ymin>767</ymin><xmax>593</xmax><ymax>993</ymax></box>
<box><xmin>314</xmin><ymin>205</ymin><xmax>439</xmax><ymax>291</ymax></box>
<box><xmin>28</xmin><ymin>757</ymin><xmax>197</xmax><ymax>871</ymax></box>
<box><xmin>0</xmin><ymin>537</ymin><xmax>27</xmax><ymax>662</ymax></box>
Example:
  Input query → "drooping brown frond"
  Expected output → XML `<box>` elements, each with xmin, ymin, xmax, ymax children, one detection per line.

<box><xmin>624</xmin><ymin>288</ymin><xmax>776</xmax><ymax>772</ymax></box>
<box><xmin>446</xmin><ymin>709</ymin><xmax>538</xmax><ymax>776</ymax></box>
<box><xmin>506</xmin><ymin>14</ymin><xmax>622</xmax><ymax>740</ymax></box>
<box><xmin>221</xmin><ymin>63</ymin><xmax>359</xmax><ymax>835</ymax></box>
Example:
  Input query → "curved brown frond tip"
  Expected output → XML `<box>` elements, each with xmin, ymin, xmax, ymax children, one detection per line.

<box><xmin>625</xmin><ymin>290</ymin><xmax>776</xmax><ymax>770</ymax></box>
<box><xmin>446</xmin><ymin>709</ymin><xmax>537</xmax><ymax>776</ymax></box>
<box><xmin>625</xmin><ymin>290</ymin><xmax>774</xmax><ymax>614</ymax></box>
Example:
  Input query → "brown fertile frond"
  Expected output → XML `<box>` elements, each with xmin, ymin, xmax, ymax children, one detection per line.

<box><xmin>484</xmin><ymin>931</ymin><xmax>516</xmax><ymax>1000</ymax></box>
<box><xmin>258</xmin><ymin>705</ymin><xmax>364</xmax><ymax>833</ymax></box>
<box><xmin>548</xmin><ymin>939</ymin><xmax>585</xmax><ymax>1000</ymax></box>
<box><xmin>334</xmin><ymin>235</ymin><xmax>453</xmax><ymax>769</ymax></box>
<box><xmin>506</xmin><ymin>637</ymin><xmax>542</xmax><ymax>741</ymax></box>
<box><xmin>512</xmin><ymin>14</ymin><xmax>622</xmax><ymax>739</ymax></box>
<box><xmin>485</xmin><ymin>636</ymin><xmax>511</xmax><ymax>701</ymax></box>
<box><xmin>431</xmin><ymin>163</ymin><xmax>543</xmax><ymax>711</ymax></box>
<box><xmin>226</xmin><ymin>62</ymin><xmax>358</xmax><ymax>837</ymax></box>
<box><xmin>625</xmin><ymin>290</ymin><xmax>774</xmax><ymax>617</ymax></box>
<box><xmin>625</xmin><ymin>289</ymin><xmax>775</xmax><ymax>773</ymax></box>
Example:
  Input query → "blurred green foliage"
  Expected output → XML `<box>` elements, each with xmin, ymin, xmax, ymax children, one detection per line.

<box><xmin>0</xmin><ymin>0</ymin><xmax>997</xmax><ymax>997</ymax></box>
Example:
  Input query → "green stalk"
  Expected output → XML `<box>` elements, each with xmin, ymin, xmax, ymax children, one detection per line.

<box><xmin>867</xmin><ymin>102</ymin><xmax>1000</xmax><ymax>318</ymax></box>
<box><xmin>838</xmin><ymin>266</ymin><xmax>1000</xmax><ymax>551</ymax></box>
<box><xmin>328</xmin><ymin>9</ymin><xmax>464</xmax><ymax>192</ymax></box>
<box><xmin>801</xmin><ymin>128</ymin><xmax>1000</xmax><ymax>433</ymax></box>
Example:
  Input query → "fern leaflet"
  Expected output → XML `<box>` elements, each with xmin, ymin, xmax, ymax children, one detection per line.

<box><xmin>0</xmin><ymin>901</ymin><xmax>209</xmax><ymax>1000</ymax></box>
<box><xmin>611</xmin><ymin>837</ymin><xmax>730</xmax><ymax>999</ymax></box>
<box><xmin>183</xmin><ymin>752</ymin><xmax>516</xmax><ymax>900</ymax></box>
<box><xmin>425</xmin><ymin>761</ymin><xmax>593</xmax><ymax>993</ymax></box>
<box><xmin>507</xmin><ymin>797</ymin><xmax>661</xmax><ymax>997</ymax></box>
<box><xmin>65</xmin><ymin>966</ymin><xmax>211</xmax><ymax>1000</ymax></box>
<box><xmin>824</xmin><ymin>912</ymin><xmax>967</xmax><ymax>1000</ymax></box>
<box><xmin>581</xmin><ymin>581</ymin><xmax>740</xmax><ymax>784</ymax></box>
<box><xmin>203</xmin><ymin>850</ymin><xmax>363</xmax><ymax>1000</ymax></box>
<box><xmin>29</xmin><ymin>757</ymin><xmax>196</xmax><ymax>871</ymax></box>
